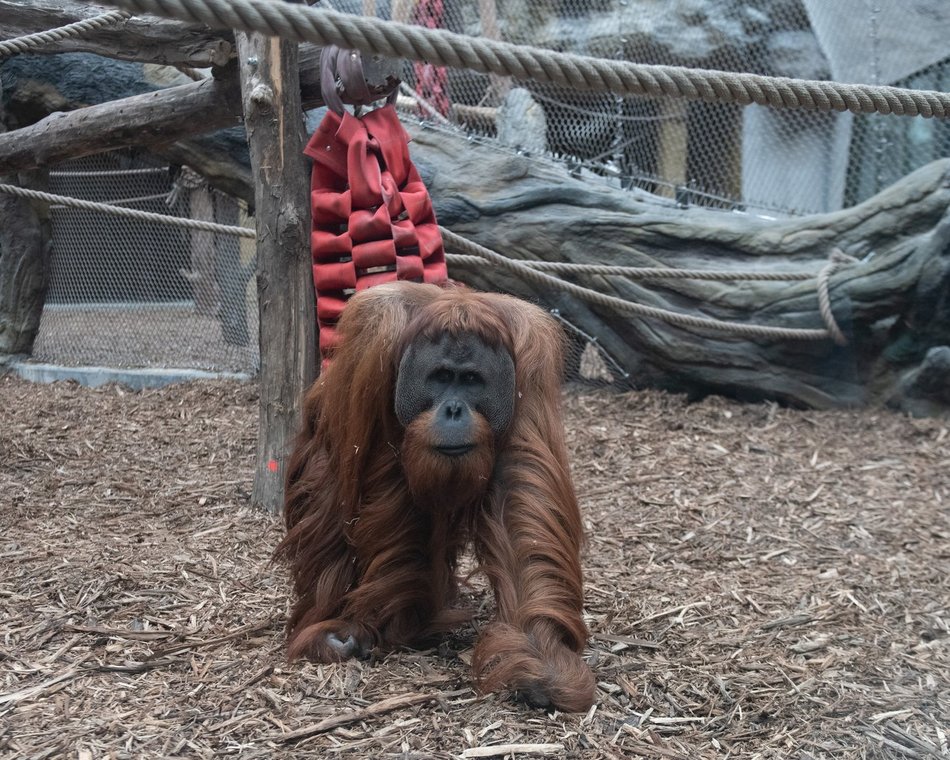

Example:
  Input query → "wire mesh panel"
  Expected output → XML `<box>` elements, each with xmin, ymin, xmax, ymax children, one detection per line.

<box><xmin>845</xmin><ymin>60</ymin><xmax>950</xmax><ymax>207</ymax></box>
<box><xmin>32</xmin><ymin>151</ymin><xmax>258</xmax><ymax>373</ymax></box>
<box><xmin>25</xmin><ymin>2</ymin><xmax>949</xmax><ymax>379</ymax></box>
<box><xmin>356</xmin><ymin>0</ymin><xmax>950</xmax><ymax>217</ymax></box>
<box><xmin>553</xmin><ymin>310</ymin><xmax>633</xmax><ymax>391</ymax></box>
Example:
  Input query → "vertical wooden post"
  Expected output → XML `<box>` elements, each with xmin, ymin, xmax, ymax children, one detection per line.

<box><xmin>188</xmin><ymin>184</ymin><xmax>219</xmax><ymax>316</ymax></box>
<box><xmin>213</xmin><ymin>193</ymin><xmax>252</xmax><ymax>347</ymax></box>
<box><xmin>236</xmin><ymin>31</ymin><xmax>315</xmax><ymax>513</ymax></box>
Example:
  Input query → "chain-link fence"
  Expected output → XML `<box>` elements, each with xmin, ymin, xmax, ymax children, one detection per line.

<box><xmin>26</xmin><ymin>0</ymin><xmax>949</xmax><ymax>377</ymax></box>
<box><xmin>32</xmin><ymin>151</ymin><xmax>258</xmax><ymax>373</ymax></box>
<box><xmin>382</xmin><ymin>0</ymin><xmax>949</xmax><ymax>216</ymax></box>
<box><xmin>30</xmin><ymin>147</ymin><xmax>626</xmax><ymax>385</ymax></box>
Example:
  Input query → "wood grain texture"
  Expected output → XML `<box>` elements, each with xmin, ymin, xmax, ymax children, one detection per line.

<box><xmin>0</xmin><ymin>0</ymin><xmax>232</xmax><ymax>66</ymax></box>
<box><xmin>410</xmin><ymin>124</ymin><xmax>950</xmax><ymax>409</ymax></box>
<box><xmin>237</xmin><ymin>32</ymin><xmax>315</xmax><ymax>512</ymax></box>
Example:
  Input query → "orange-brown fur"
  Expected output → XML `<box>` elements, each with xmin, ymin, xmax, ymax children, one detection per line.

<box><xmin>277</xmin><ymin>281</ymin><xmax>594</xmax><ymax>711</ymax></box>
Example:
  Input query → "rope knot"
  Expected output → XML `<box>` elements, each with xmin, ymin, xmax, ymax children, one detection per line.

<box><xmin>817</xmin><ymin>247</ymin><xmax>859</xmax><ymax>346</ymax></box>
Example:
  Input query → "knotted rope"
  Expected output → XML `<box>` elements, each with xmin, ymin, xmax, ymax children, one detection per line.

<box><xmin>816</xmin><ymin>249</ymin><xmax>859</xmax><ymax>346</ymax></box>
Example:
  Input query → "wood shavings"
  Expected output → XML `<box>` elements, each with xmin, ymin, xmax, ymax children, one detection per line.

<box><xmin>1</xmin><ymin>376</ymin><xmax>947</xmax><ymax>757</ymax></box>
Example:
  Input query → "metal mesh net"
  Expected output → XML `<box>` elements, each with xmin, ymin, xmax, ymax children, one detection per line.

<box><xmin>31</xmin><ymin>148</ymin><xmax>621</xmax><ymax>384</ymax></box>
<box><xmin>32</xmin><ymin>151</ymin><xmax>258</xmax><ymax>373</ymax></box>
<box><xmin>381</xmin><ymin>0</ymin><xmax>949</xmax><ymax>216</ymax></box>
<box><xmin>27</xmin><ymin>0</ymin><xmax>949</xmax><ymax>376</ymax></box>
<box><xmin>846</xmin><ymin>60</ymin><xmax>950</xmax><ymax>208</ymax></box>
<box><xmin>553</xmin><ymin>310</ymin><xmax>633</xmax><ymax>391</ymax></box>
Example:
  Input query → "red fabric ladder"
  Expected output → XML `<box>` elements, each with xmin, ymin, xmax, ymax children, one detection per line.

<box><xmin>304</xmin><ymin>104</ymin><xmax>448</xmax><ymax>364</ymax></box>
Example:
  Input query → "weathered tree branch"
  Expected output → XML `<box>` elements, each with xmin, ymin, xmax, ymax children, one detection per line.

<box><xmin>0</xmin><ymin>78</ymin><xmax>50</xmax><ymax>360</ymax></box>
<box><xmin>0</xmin><ymin>44</ymin><xmax>334</xmax><ymax>176</ymax></box>
<box><xmin>0</xmin><ymin>74</ymin><xmax>243</xmax><ymax>172</ymax></box>
<box><xmin>0</xmin><ymin>0</ymin><xmax>232</xmax><ymax>66</ymax></box>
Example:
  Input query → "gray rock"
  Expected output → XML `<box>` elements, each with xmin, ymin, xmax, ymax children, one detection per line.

<box><xmin>502</xmin><ymin>0</ymin><xmax>812</xmax><ymax>67</ymax></box>
<box><xmin>913</xmin><ymin>347</ymin><xmax>950</xmax><ymax>401</ymax></box>
<box><xmin>889</xmin><ymin>346</ymin><xmax>950</xmax><ymax>417</ymax></box>
<box><xmin>766</xmin><ymin>30</ymin><xmax>829</xmax><ymax>79</ymax></box>
<box><xmin>496</xmin><ymin>88</ymin><xmax>548</xmax><ymax>156</ymax></box>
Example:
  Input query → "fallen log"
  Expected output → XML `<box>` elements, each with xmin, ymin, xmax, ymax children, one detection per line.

<box><xmin>3</xmin><ymin>48</ymin><xmax>947</xmax><ymax>411</ymax></box>
<box><xmin>409</xmin><ymin>124</ymin><xmax>950</xmax><ymax>410</ymax></box>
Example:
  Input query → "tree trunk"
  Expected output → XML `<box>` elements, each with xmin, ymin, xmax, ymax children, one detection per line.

<box><xmin>214</xmin><ymin>191</ymin><xmax>252</xmax><ymax>347</ymax></box>
<box><xmin>237</xmin><ymin>32</ymin><xmax>315</xmax><ymax>513</ymax></box>
<box><xmin>409</xmin><ymin>124</ymin><xmax>950</xmax><ymax>410</ymax></box>
<box><xmin>187</xmin><ymin>183</ymin><xmax>219</xmax><ymax>316</ymax></box>
<box><xmin>0</xmin><ymin>172</ymin><xmax>50</xmax><ymax>359</ymax></box>
<box><xmin>0</xmin><ymin>75</ymin><xmax>50</xmax><ymax>360</ymax></box>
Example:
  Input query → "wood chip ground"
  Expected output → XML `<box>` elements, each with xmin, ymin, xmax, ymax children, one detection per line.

<box><xmin>1</xmin><ymin>376</ymin><xmax>947</xmax><ymax>758</ymax></box>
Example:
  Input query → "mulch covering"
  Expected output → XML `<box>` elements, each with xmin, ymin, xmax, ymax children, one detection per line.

<box><xmin>1</xmin><ymin>375</ymin><xmax>947</xmax><ymax>758</ymax></box>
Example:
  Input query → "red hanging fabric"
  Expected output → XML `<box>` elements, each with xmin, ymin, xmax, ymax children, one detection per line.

<box><xmin>411</xmin><ymin>0</ymin><xmax>451</xmax><ymax>117</ymax></box>
<box><xmin>304</xmin><ymin>104</ymin><xmax>448</xmax><ymax>363</ymax></box>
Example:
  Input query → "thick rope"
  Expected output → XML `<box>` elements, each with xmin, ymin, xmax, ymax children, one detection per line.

<box><xmin>0</xmin><ymin>183</ymin><xmax>254</xmax><ymax>238</ymax></box>
<box><xmin>0</xmin><ymin>180</ymin><xmax>845</xmax><ymax>341</ymax></box>
<box><xmin>441</xmin><ymin>230</ymin><xmax>835</xmax><ymax>342</ymax></box>
<box><xmin>48</xmin><ymin>167</ymin><xmax>168</xmax><ymax>178</ymax></box>
<box><xmin>448</xmin><ymin>255</ymin><xmax>814</xmax><ymax>281</ymax></box>
<box><xmin>0</xmin><ymin>10</ymin><xmax>130</xmax><ymax>58</ymax></box>
<box><xmin>99</xmin><ymin>0</ymin><xmax>949</xmax><ymax>119</ymax></box>
<box><xmin>816</xmin><ymin>249</ymin><xmax>858</xmax><ymax>346</ymax></box>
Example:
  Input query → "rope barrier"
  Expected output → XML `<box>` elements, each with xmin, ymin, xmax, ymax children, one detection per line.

<box><xmin>448</xmin><ymin>256</ymin><xmax>814</xmax><ymax>281</ymax></box>
<box><xmin>816</xmin><ymin>249</ymin><xmax>858</xmax><ymax>346</ymax></box>
<box><xmin>0</xmin><ymin>180</ymin><xmax>848</xmax><ymax>342</ymax></box>
<box><xmin>48</xmin><ymin>167</ymin><xmax>168</xmax><ymax>178</ymax></box>
<box><xmin>441</xmin><ymin>230</ymin><xmax>837</xmax><ymax>342</ymax></box>
<box><xmin>0</xmin><ymin>10</ymin><xmax>130</xmax><ymax>58</ymax></box>
<box><xmin>98</xmin><ymin>0</ymin><xmax>950</xmax><ymax>119</ymax></box>
<box><xmin>0</xmin><ymin>183</ymin><xmax>254</xmax><ymax>238</ymax></box>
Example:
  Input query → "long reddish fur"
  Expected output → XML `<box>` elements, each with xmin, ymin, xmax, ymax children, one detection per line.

<box><xmin>276</xmin><ymin>281</ymin><xmax>594</xmax><ymax>711</ymax></box>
